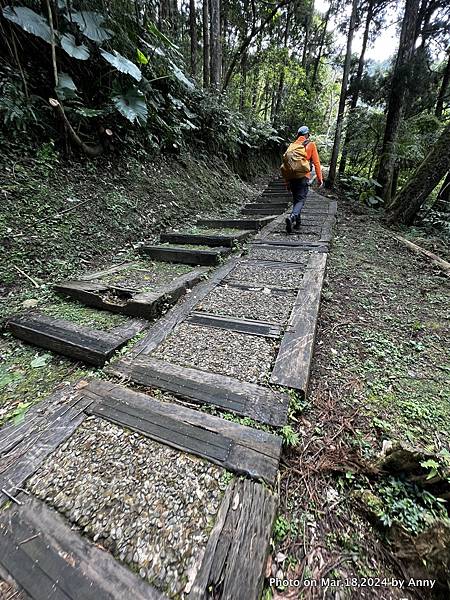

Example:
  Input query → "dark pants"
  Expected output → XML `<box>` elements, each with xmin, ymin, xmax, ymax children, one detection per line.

<box><xmin>290</xmin><ymin>178</ymin><xmax>309</xmax><ymax>219</ymax></box>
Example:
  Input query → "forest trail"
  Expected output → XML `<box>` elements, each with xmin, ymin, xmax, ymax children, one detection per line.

<box><xmin>0</xmin><ymin>180</ymin><xmax>336</xmax><ymax>599</ymax></box>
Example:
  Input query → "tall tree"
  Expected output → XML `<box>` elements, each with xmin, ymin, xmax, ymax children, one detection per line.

<box><xmin>311</xmin><ymin>1</ymin><xmax>333</xmax><ymax>87</ymax></box>
<box><xmin>326</xmin><ymin>0</ymin><xmax>359</xmax><ymax>188</ymax></box>
<box><xmin>387</xmin><ymin>123</ymin><xmax>450</xmax><ymax>224</ymax></box>
<box><xmin>376</xmin><ymin>0</ymin><xmax>421</xmax><ymax>204</ymax></box>
<box><xmin>338</xmin><ymin>0</ymin><xmax>375</xmax><ymax>176</ymax></box>
<box><xmin>435</xmin><ymin>51</ymin><xmax>450</xmax><ymax>119</ymax></box>
<box><xmin>203</xmin><ymin>0</ymin><xmax>210</xmax><ymax>87</ymax></box>
<box><xmin>210</xmin><ymin>0</ymin><xmax>221</xmax><ymax>88</ymax></box>
<box><xmin>189</xmin><ymin>0</ymin><xmax>197</xmax><ymax>75</ymax></box>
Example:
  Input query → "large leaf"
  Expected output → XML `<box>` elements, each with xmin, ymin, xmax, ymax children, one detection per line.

<box><xmin>101</xmin><ymin>49</ymin><xmax>142</xmax><ymax>81</ymax></box>
<box><xmin>112</xmin><ymin>88</ymin><xmax>147</xmax><ymax>125</ymax></box>
<box><xmin>71</xmin><ymin>11</ymin><xmax>112</xmax><ymax>43</ymax></box>
<box><xmin>61</xmin><ymin>33</ymin><xmax>90</xmax><ymax>60</ymax></box>
<box><xmin>168</xmin><ymin>60</ymin><xmax>194</xmax><ymax>90</ymax></box>
<box><xmin>2</xmin><ymin>6</ymin><xmax>52</xmax><ymax>43</ymax></box>
<box><xmin>56</xmin><ymin>72</ymin><xmax>78</xmax><ymax>100</ymax></box>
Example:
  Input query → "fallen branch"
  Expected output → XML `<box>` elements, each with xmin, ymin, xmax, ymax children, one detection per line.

<box><xmin>13</xmin><ymin>265</ymin><xmax>40</xmax><ymax>288</ymax></box>
<box><xmin>393</xmin><ymin>234</ymin><xmax>450</xmax><ymax>276</ymax></box>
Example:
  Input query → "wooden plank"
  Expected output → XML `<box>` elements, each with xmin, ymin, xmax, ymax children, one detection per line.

<box><xmin>188</xmin><ymin>479</ymin><xmax>277</xmax><ymax>600</ymax></box>
<box><xmin>8</xmin><ymin>313</ymin><xmax>125</xmax><ymax>366</ymax></box>
<box><xmin>196</xmin><ymin>216</ymin><xmax>274</xmax><ymax>231</ymax></box>
<box><xmin>243</xmin><ymin>202</ymin><xmax>288</xmax><ymax>209</ymax></box>
<box><xmin>0</xmin><ymin>497</ymin><xmax>165</xmax><ymax>600</ymax></box>
<box><xmin>129</xmin><ymin>259</ymin><xmax>240</xmax><ymax>357</ymax></box>
<box><xmin>78</xmin><ymin>262</ymin><xmax>136</xmax><ymax>281</ymax></box>
<box><xmin>83</xmin><ymin>379</ymin><xmax>281</xmax><ymax>483</ymax></box>
<box><xmin>187</xmin><ymin>312</ymin><xmax>282</xmax><ymax>338</ymax></box>
<box><xmin>140</xmin><ymin>245</ymin><xmax>231</xmax><ymax>266</ymax></box>
<box><xmin>160</xmin><ymin>231</ymin><xmax>252</xmax><ymax>248</ymax></box>
<box><xmin>6</xmin><ymin>313</ymin><xmax>130</xmax><ymax>366</ymax></box>
<box><xmin>0</xmin><ymin>390</ymin><xmax>91</xmax><ymax>507</ymax></box>
<box><xmin>241</xmin><ymin>207</ymin><xmax>285</xmax><ymax>216</ymax></box>
<box><xmin>55</xmin><ymin>268</ymin><xmax>207</xmax><ymax>319</ymax></box>
<box><xmin>270</xmin><ymin>252</ymin><xmax>328</xmax><ymax>393</ymax></box>
<box><xmin>110</xmin><ymin>356</ymin><xmax>289</xmax><ymax>427</ymax></box>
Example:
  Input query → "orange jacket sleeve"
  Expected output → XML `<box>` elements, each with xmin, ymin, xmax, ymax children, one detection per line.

<box><xmin>310</xmin><ymin>143</ymin><xmax>322</xmax><ymax>183</ymax></box>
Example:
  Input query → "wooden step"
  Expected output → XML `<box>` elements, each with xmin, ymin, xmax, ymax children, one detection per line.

<box><xmin>0</xmin><ymin>497</ymin><xmax>164</xmax><ymax>600</ymax></box>
<box><xmin>6</xmin><ymin>313</ymin><xmax>147</xmax><ymax>366</ymax></box>
<box><xmin>82</xmin><ymin>379</ymin><xmax>282</xmax><ymax>483</ymax></box>
<box><xmin>187</xmin><ymin>312</ymin><xmax>283</xmax><ymax>338</ymax></box>
<box><xmin>110</xmin><ymin>355</ymin><xmax>289</xmax><ymax>427</ymax></box>
<box><xmin>160</xmin><ymin>231</ymin><xmax>252</xmax><ymax>248</ymax></box>
<box><xmin>243</xmin><ymin>202</ymin><xmax>289</xmax><ymax>210</ymax></box>
<box><xmin>55</xmin><ymin>268</ymin><xmax>207</xmax><ymax>319</ymax></box>
<box><xmin>241</xmin><ymin>207</ymin><xmax>285</xmax><ymax>215</ymax></box>
<box><xmin>187</xmin><ymin>479</ymin><xmax>277</xmax><ymax>600</ymax></box>
<box><xmin>141</xmin><ymin>245</ymin><xmax>231</xmax><ymax>266</ymax></box>
<box><xmin>197</xmin><ymin>216</ymin><xmax>274</xmax><ymax>231</ymax></box>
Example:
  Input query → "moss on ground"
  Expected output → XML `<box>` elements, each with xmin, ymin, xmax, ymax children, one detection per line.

<box><xmin>41</xmin><ymin>300</ymin><xmax>130</xmax><ymax>331</ymax></box>
<box><xmin>0</xmin><ymin>334</ymin><xmax>90</xmax><ymax>426</ymax></box>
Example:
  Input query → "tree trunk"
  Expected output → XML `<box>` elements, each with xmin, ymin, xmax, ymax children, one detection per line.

<box><xmin>239</xmin><ymin>53</ymin><xmax>248</xmax><ymax>110</ymax></box>
<box><xmin>435</xmin><ymin>52</ymin><xmax>450</xmax><ymax>119</ymax></box>
<box><xmin>311</xmin><ymin>2</ymin><xmax>332</xmax><ymax>87</ymax></box>
<box><xmin>387</xmin><ymin>123</ymin><xmax>450</xmax><ymax>225</ymax></box>
<box><xmin>189</xmin><ymin>0</ymin><xmax>197</xmax><ymax>75</ymax></box>
<box><xmin>338</xmin><ymin>0</ymin><xmax>374</xmax><ymax>176</ymax></box>
<box><xmin>210</xmin><ymin>0</ymin><xmax>221</xmax><ymax>89</ymax></box>
<box><xmin>273</xmin><ymin>5</ymin><xmax>291</xmax><ymax>122</ymax></box>
<box><xmin>301</xmin><ymin>13</ymin><xmax>310</xmax><ymax>70</ymax></box>
<box><xmin>434</xmin><ymin>171</ymin><xmax>450</xmax><ymax>212</ymax></box>
<box><xmin>202</xmin><ymin>0</ymin><xmax>210</xmax><ymax>87</ymax></box>
<box><xmin>326</xmin><ymin>0</ymin><xmax>358</xmax><ymax>189</ymax></box>
<box><xmin>376</xmin><ymin>0</ymin><xmax>421</xmax><ymax>205</ymax></box>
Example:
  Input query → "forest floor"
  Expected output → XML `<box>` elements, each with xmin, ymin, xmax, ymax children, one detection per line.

<box><xmin>273</xmin><ymin>194</ymin><xmax>450</xmax><ymax>599</ymax></box>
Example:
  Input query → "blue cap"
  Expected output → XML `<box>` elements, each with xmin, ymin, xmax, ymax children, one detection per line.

<box><xmin>297</xmin><ymin>125</ymin><xmax>309</xmax><ymax>135</ymax></box>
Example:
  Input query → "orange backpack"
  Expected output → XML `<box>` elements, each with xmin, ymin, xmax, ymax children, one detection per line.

<box><xmin>280</xmin><ymin>139</ymin><xmax>310</xmax><ymax>180</ymax></box>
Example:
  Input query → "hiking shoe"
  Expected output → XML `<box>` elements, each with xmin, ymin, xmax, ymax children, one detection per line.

<box><xmin>294</xmin><ymin>216</ymin><xmax>301</xmax><ymax>229</ymax></box>
<box><xmin>285</xmin><ymin>216</ymin><xmax>294</xmax><ymax>234</ymax></box>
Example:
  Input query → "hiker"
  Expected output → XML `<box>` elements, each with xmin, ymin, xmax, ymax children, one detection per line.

<box><xmin>281</xmin><ymin>125</ymin><xmax>323</xmax><ymax>234</ymax></box>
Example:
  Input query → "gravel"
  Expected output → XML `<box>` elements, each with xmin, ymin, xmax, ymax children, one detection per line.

<box><xmin>152</xmin><ymin>322</ymin><xmax>277</xmax><ymax>383</ymax></box>
<box><xmin>197</xmin><ymin>284</ymin><xmax>296</xmax><ymax>324</ymax></box>
<box><xmin>268</xmin><ymin>232</ymin><xmax>321</xmax><ymax>242</ymax></box>
<box><xmin>247</xmin><ymin>246</ymin><xmax>311</xmax><ymax>264</ymax></box>
<box><xmin>225</xmin><ymin>263</ymin><xmax>304</xmax><ymax>289</ymax></box>
<box><xmin>27</xmin><ymin>417</ymin><xmax>227</xmax><ymax>597</ymax></box>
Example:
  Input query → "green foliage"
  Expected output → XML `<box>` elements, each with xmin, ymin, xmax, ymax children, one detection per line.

<box><xmin>70</xmin><ymin>10</ymin><xmax>113</xmax><ymax>43</ymax></box>
<box><xmin>60</xmin><ymin>33</ymin><xmax>90</xmax><ymax>60</ymax></box>
<box><xmin>368</xmin><ymin>477</ymin><xmax>449</xmax><ymax>534</ymax></box>
<box><xmin>2</xmin><ymin>5</ymin><xmax>52</xmax><ymax>42</ymax></box>
<box><xmin>100</xmin><ymin>49</ymin><xmax>142</xmax><ymax>81</ymax></box>
<box><xmin>112</xmin><ymin>87</ymin><xmax>148</xmax><ymax>124</ymax></box>
<box><xmin>281</xmin><ymin>425</ymin><xmax>300</xmax><ymax>447</ymax></box>
<box><xmin>0</xmin><ymin>77</ymin><xmax>39</xmax><ymax>131</ymax></box>
<box><xmin>340</xmin><ymin>175</ymin><xmax>383</xmax><ymax>206</ymax></box>
<box><xmin>273</xmin><ymin>515</ymin><xmax>298</xmax><ymax>543</ymax></box>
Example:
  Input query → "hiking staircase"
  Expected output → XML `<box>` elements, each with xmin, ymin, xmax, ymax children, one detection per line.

<box><xmin>0</xmin><ymin>178</ymin><xmax>336</xmax><ymax>599</ymax></box>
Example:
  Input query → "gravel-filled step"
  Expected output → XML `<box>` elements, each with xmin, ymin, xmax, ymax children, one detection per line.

<box><xmin>160</xmin><ymin>230</ymin><xmax>252</xmax><ymax>248</ymax></box>
<box><xmin>196</xmin><ymin>285</ymin><xmax>296</xmax><ymax>324</ymax></box>
<box><xmin>140</xmin><ymin>244</ymin><xmax>231</xmax><ymax>266</ymax></box>
<box><xmin>27</xmin><ymin>417</ymin><xmax>226</xmax><ymax>598</ymax></box>
<box><xmin>247</xmin><ymin>246</ymin><xmax>311</xmax><ymax>264</ymax></box>
<box><xmin>152</xmin><ymin>322</ymin><xmax>277</xmax><ymax>384</ymax></box>
<box><xmin>225</xmin><ymin>263</ymin><xmax>305</xmax><ymax>289</ymax></box>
